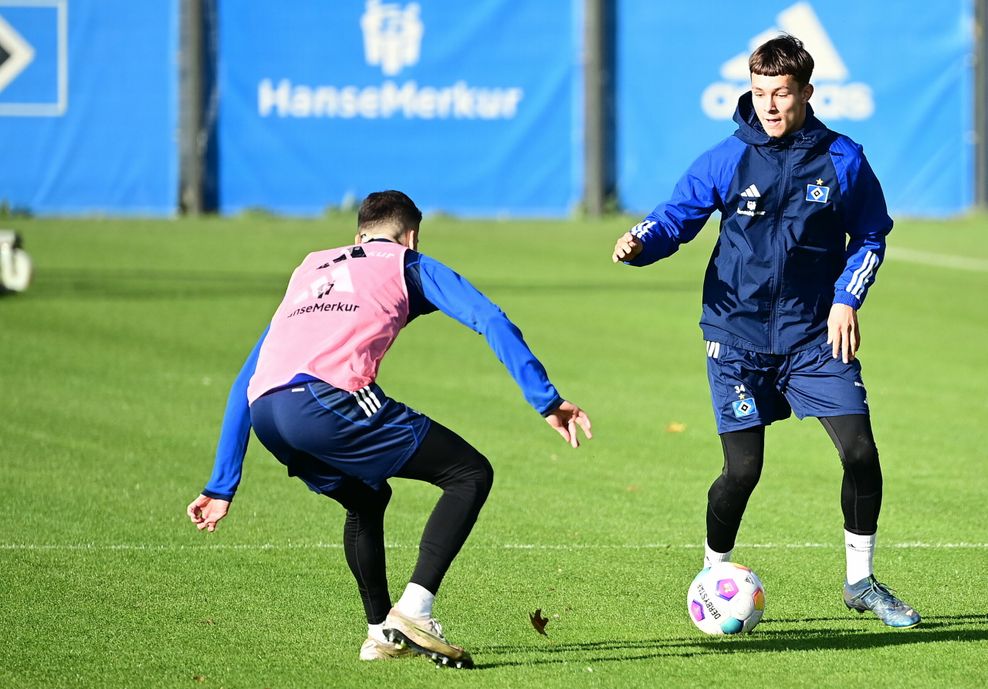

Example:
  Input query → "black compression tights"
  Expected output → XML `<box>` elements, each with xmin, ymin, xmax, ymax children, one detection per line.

<box><xmin>820</xmin><ymin>415</ymin><xmax>883</xmax><ymax>536</ymax></box>
<box><xmin>326</xmin><ymin>421</ymin><xmax>494</xmax><ymax>624</ymax></box>
<box><xmin>705</xmin><ymin>415</ymin><xmax>883</xmax><ymax>553</ymax></box>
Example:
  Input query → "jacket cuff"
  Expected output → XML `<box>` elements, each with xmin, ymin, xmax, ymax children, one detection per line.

<box><xmin>539</xmin><ymin>394</ymin><xmax>565</xmax><ymax>417</ymax></box>
<box><xmin>832</xmin><ymin>291</ymin><xmax>862</xmax><ymax>310</ymax></box>
<box><xmin>202</xmin><ymin>488</ymin><xmax>235</xmax><ymax>502</ymax></box>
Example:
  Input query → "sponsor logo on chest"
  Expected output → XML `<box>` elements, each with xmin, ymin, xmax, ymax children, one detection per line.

<box><xmin>737</xmin><ymin>184</ymin><xmax>766</xmax><ymax>217</ymax></box>
<box><xmin>737</xmin><ymin>177</ymin><xmax>832</xmax><ymax>221</ymax></box>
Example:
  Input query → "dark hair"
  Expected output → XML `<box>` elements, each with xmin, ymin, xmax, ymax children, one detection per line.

<box><xmin>748</xmin><ymin>34</ymin><xmax>814</xmax><ymax>87</ymax></box>
<box><xmin>357</xmin><ymin>190</ymin><xmax>423</xmax><ymax>232</ymax></box>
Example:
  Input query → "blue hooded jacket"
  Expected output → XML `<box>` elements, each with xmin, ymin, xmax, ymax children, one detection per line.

<box><xmin>627</xmin><ymin>93</ymin><xmax>892</xmax><ymax>354</ymax></box>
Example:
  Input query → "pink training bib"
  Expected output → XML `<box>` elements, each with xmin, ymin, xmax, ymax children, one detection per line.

<box><xmin>247</xmin><ymin>243</ymin><xmax>409</xmax><ymax>403</ymax></box>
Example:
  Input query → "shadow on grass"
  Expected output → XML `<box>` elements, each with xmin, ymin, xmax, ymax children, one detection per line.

<box><xmin>473</xmin><ymin>613</ymin><xmax>988</xmax><ymax>670</ymax></box>
<box><xmin>23</xmin><ymin>267</ymin><xmax>286</xmax><ymax>300</ymax></box>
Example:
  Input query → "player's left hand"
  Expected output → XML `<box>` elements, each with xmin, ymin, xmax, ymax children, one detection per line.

<box><xmin>545</xmin><ymin>400</ymin><xmax>593</xmax><ymax>449</ymax></box>
<box><xmin>827</xmin><ymin>303</ymin><xmax>860</xmax><ymax>363</ymax></box>
<box><xmin>186</xmin><ymin>494</ymin><xmax>231</xmax><ymax>533</ymax></box>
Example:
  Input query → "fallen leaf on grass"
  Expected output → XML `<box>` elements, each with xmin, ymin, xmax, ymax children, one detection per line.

<box><xmin>530</xmin><ymin>609</ymin><xmax>549</xmax><ymax>636</ymax></box>
<box><xmin>666</xmin><ymin>422</ymin><xmax>687</xmax><ymax>433</ymax></box>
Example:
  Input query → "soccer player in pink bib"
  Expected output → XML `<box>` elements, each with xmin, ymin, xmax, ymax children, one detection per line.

<box><xmin>186</xmin><ymin>190</ymin><xmax>591</xmax><ymax>668</ymax></box>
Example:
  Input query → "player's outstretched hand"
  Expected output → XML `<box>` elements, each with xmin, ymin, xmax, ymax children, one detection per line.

<box><xmin>545</xmin><ymin>401</ymin><xmax>593</xmax><ymax>449</ymax></box>
<box><xmin>827</xmin><ymin>303</ymin><xmax>860</xmax><ymax>363</ymax></box>
<box><xmin>612</xmin><ymin>231</ymin><xmax>643</xmax><ymax>263</ymax></box>
<box><xmin>186</xmin><ymin>494</ymin><xmax>230</xmax><ymax>533</ymax></box>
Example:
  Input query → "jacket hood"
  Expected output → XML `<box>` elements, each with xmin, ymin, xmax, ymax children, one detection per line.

<box><xmin>732</xmin><ymin>91</ymin><xmax>830</xmax><ymax>148</ymax></box>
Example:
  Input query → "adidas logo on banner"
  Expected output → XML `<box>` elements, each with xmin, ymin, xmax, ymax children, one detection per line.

<box><xmin>701</xmin><ymin>1</ymin><xmax>874</xmax><ymax>121</ymax></box>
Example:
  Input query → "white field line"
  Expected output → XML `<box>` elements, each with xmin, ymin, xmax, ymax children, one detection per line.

<box><xmin>886</xmin><ymin>247</ymin><xmax>988</xmax><ymax>272</ymax></box>
<box><xmin>1</xmin><ymin>542</ymin><xmax>985</xmax><ymax>552</ymax></box>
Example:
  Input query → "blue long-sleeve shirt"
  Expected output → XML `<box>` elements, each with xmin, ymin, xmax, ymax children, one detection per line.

<box><xmin>202</xmin><ymin>245</ymin><xmax>561</xmax><ymax>501</ymax></box>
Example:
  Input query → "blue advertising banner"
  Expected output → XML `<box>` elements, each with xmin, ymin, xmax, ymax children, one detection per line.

<box><xmin>0</xmin><ymin>0</ymin><xmax>178</xmax><ymax>215</ymax></box>
<box><xmin>216</xmin><ymin>0</ymin><xmax>583</xmax><ymax>217</ymax></box>
<box><xmin>617</xmin><ymin>0</ymin><xmax>974</xmax><ymax>217</ymax></box>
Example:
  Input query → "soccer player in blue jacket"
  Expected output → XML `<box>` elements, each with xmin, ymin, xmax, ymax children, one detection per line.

<box><xmin>612</xmin><ymin>35</ymin><xmax>919</xmax><ymax>628</ymax></box>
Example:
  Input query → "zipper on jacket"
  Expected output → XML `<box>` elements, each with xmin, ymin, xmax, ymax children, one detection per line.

<box><xmin>769</xmin><ymin>144</ymin><xmax>792</xmax><ymax>353</ymax></box>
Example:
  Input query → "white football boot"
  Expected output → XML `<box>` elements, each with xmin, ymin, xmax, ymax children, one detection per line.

<box><xmin>382</xmin><ymin>608</ymin><xmax>474</xmax><ymax>669</ymax></box>
<box><xmin>359</xmin><ymin>635</ymin><xmax>416</xmax><ymax>661</ymax></box>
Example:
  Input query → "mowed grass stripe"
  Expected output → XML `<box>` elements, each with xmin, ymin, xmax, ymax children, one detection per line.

<box><xmin>886</xmin><ymin>246</ymin><xmax>988</xmax><ymax>272</ymax></box>
<box><xmin>3</xmin><ymin>541</ymin><xmax>988</xmax><ymax>551</ymax></box>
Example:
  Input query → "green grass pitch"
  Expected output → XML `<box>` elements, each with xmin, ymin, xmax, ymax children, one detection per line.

<box><xmin>1</xmin><ymin>213</ymin><xmax>987</xmax><ymax>688</ymax></box>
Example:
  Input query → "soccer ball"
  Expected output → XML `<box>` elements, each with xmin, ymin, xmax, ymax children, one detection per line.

<box><xmin>687</xmin><ymin>562</ymin><xmax>765</xmax><ymax>635</ymax></box>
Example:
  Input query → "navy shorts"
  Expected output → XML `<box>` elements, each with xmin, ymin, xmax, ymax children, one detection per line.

<box><xmin>705</xmin><ymin>340</ymin><xmax>870</xmax><ymax>434</ymax></box>
<box><xmin>249</xmin><ymin>380</ymin><xmax>432</xmax><ymax>494</ymax></box>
